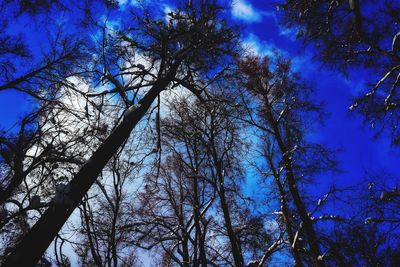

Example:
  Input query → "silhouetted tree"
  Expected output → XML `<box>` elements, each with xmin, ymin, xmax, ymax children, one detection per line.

<box><xmin>1</xmin><ymin>1</ymin><xmax>239</xmax><ymax>266</ymax></box>
<box><xmin>74</xmin><ymin>147</ymin><xmax>141</xmax><ymax>267</ymax></box>
<box><xmin>237</xmin><ymin>55</ymin><xmax>336</xmax><ymax>266</ymax></box>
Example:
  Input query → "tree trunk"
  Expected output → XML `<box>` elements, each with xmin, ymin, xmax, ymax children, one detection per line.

<box><xmin>213</xmin><ymin>158</ymin><xmax>244</xmax><ymax>267</ymax></box>
<box><xmin>274</xmin><ymin>173</ymin><xmax>304</xmax><ymax>267</ymax></box>
<box><xmin>266</xmin><ymin>109</ymin><xmax>325</xmax><ymax>267</ymax></box>
<box><xmin>193</xmin><ymin>175</ymin><xmax>208</xmax><ymax>267</ymax></box>
<box><xmin>218</xmin><ymin>183</ymin><xmax>244</xmax><ymax>267</ymax></box>
<box><xmin>208</xmin><ymin>125</ymin><xmax>244</xmax><ymax>267</ymax></box>
<box><xmin>1</xmin><ymin>80</ymin><xmax>167</xmax><ymax>267</ymax></box>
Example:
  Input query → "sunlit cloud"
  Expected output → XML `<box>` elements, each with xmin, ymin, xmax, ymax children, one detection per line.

<box><xmin>117</xmin><ymin>0</ymin><xmax>150</xmax><ymax>9</ymax></box>
<box><xmin>117</xmin><ymin>0</ymin><xmax>129</xmax><ymax>6</ymax></box>
<box><xmin>163</xmin><ymin>5</ymin><xmax>173</xmax><ymax>22</ymax></box>
<box><xmin>241</xmin><ymin>33</ymin><xmax>284</xmax><ymax>57</ymax></box>
<box><xmin>231</xmin><ymin>0</ymin><xmax>262</xmax><ymax>23</ymax></box>
<box><xmin>279</xmin><ymin>26</ymin><xmax>298</xmax><ymax>41</ymax></box>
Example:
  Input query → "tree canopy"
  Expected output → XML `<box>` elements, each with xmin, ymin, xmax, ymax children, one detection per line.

<box><xmin>1</xmin><ymin>0</ymin><xmax>400</xmax><ymax>266</ymax></box>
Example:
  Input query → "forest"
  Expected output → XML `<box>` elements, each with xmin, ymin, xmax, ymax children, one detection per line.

<box><xmin>1</xmin><ymin>0</ymin><xmax>400</xmax><ymax>266</ymax></box>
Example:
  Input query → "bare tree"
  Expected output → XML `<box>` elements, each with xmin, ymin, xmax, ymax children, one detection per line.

<box><xmin>160</xmin><ymin>93</ymin><xmax>265</xmax><ymax>266</ymax></box>
<box><xmin>237</xmin><ymin>55</ymin><xmax>337</xmax><ymax>266</ymax></box>
<box><xmin>127</xmin><ymin>91</ymin><xmax>273</xmax><ymax>266</ymax></box>
<box><xmin>74</xmin><ymin>146</ymin><xmax>142</xmax><ymax>267</ymax></box>
<box><xmin>1</xmin><ymin>1</ymin><xmax>239</xmax><ymax>266</ymax></box>
<box><xmin>0</xmin><ymin>88</ymin><xmax>120</xmax><ymax>266</ymax></box>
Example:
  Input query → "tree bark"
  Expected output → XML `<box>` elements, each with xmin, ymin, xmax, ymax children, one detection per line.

<box><xmin>266</xmin><ymin>109</ymin><xmax>325</xmax><ymax>267</ymax></box>
<box><xmin>193</xmin><ymin>175</ymin><xmax>208</xmax><ymax>267</ymax></box>
<box><xmin>218</xmin><ymin>182</ymin><xmax>244</xmax><ymax>267</ymax></box>
<box><xmin>208</xmin><ymin>118</ymin><xmax>244</xmax><ymax>267</ymax></box>
<box><xmin>1</xmin><ymin>79</ymin><xmax>168</xmax><ymax>267</ymax></box>
<box><xmin>274</xmin><ymin>173</ymin><xmax>304</xmax><ymax>267</ymax></box>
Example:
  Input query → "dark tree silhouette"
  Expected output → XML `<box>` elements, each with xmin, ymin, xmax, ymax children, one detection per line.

<box><xmin>237</xmin><ymin>55</ymin><xmax>336</xmax><ymax>266</ymax></box>
<box><xmin>1</xmin><ymin>1</ymin><xmax>239</xmax><ymax>266</ymax></box>
<box><xmin>132</xmin><ymin>92</ymin><xmax>272</xmax><ymax>266</ymax></box>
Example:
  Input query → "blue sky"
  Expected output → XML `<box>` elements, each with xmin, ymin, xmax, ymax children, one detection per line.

<box><xmin>1</xmin><ymin>0</ymin><xmax>399</xmax><ymax>214</ymax></box>
<box><xmin>1</xmin><ymin>0</ymin><xmax>400</xmax><ymax>265</ymax></box>
<box><xmin>227</xmin><ymin>0</ymin><xmax>400</xmax><ymax>193</ymax></box>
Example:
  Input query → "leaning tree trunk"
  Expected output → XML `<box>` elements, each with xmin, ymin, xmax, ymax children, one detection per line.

<box><xmin>1</xmin><ymin>77</ymin><xmax>171</xmax><ymax>267</ymax></box>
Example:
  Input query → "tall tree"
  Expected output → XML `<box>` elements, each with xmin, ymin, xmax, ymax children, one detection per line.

<box><xmin>162</xmin><ymin>94</ymin><xmax>247</xmax><ymax>266</ymax></box>
<box><xmin>237</xmin><ymin>55</ymin><xmax>336</xmax><ymax>266</ymax></box>
<box><xmin>1</xmin><ymin>1</ymin><xmax>239</xmax><ymax>266</ymax></box>
<box><xmin>131</xmin><ymin>93</ymin><xmax>245</xmax><ymax>266</ymax></box>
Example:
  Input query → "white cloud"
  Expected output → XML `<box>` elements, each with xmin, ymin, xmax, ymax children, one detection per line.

<box><xmin>116</xmin><ymin>0</ymin><xmax>150</xmax><ymax>9</ymax></box>
<box><xmin>163</xmin><ymin>5</ymin><xmax>173</xmax><ymax>22</ymax></box>
<box><xmin>279</xmin><ymin>26</ymin><xmax>298</xmax><ymax>41</ymax></box>
<box><xmin>241</xmin><ymin>33</ymin><xmax>284</xmax><ymax>57</ymax></box>
<box><xmin>291</xmin><ymin>51</ymin><xmax>316</xmax><ymax>75</ymax></box>
<box><xmin>129</xmin><ymin>0</ymin><xmax>145</xmax><ymax>7</ymax></box>
<box><xmin>231</xmin><ymin>0</ymin><xmax>262</xmax><ymax>23</ymax></box>
<box><xmin>117</xmin><ymin>0</ymin><xmax>129</xmax><ymax>6</ymax></box>
<box><xmin>241</xmin><ymin>33</ymin><xmax>317</xmax><ymax>80</ymax></box>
